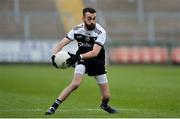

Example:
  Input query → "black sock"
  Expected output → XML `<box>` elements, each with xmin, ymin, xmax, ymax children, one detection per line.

<box><xmin>101</xmin><ymin>99</ymin><xmax>109</xmax><ymax>107</ymax></box>
<box><xmin>51</xmin><ymin>99</ymin><xmax>62</xmax><ymax>110</ymax></box>
<box><xmin>101</xmin><ymin>102</ymin><xmax>108</xmax><ymax>107</ymax></box>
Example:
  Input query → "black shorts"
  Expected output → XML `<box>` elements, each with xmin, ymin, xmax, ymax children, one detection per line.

<box><xmin>78</xmin><ymin>59</ymin><xmax>106</xmax><ymax>76</ymax></box>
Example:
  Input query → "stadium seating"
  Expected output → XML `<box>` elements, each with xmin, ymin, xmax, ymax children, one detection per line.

<box><xmin>144</xmin><ymin>0</ymin><xmax>180</xmax><ymax>12</ymax></box>
<box><xmin>0</xmin><ymin>15</ymin><xmax>24</xmax><ymax>39</ymax></box>
<box><xmin>95</xmin><ymin>0</ymin><xmax>180</xmax><ymax>46</ymax></box>
<box><xmin>171</xmin><ymin>47</ymin><xmax>180</xmax><ymax>64</ymax></box>
<box><xmin>109</xmin><ymin>47</ymin><xmax>169</xmax><ymax>64</ymax></box>
<box><xmin>19</xmin><ymin>0</ymin><xmax>56</xmax><ymax>12</ymax></box>
<box><xmin>0</xmin><ymin>0</ymin><xmax>180</xmax><ymax>64</ymax></box>
<box><xmin>1</xmin><ymin>0</ymin><xmax>179</xmax><ymax>42</ymax></box>
<box><xmin>93</xmin><ymin>0</ymin><xmax>180</xmax><ymax>64</ymax></box>
<box><xmin>0</xmin><ymin>0</ymin><xmax>65</xmax><ymax>40</ymax></box>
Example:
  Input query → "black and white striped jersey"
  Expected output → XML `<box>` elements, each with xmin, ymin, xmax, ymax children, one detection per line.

<box><xmin>66</xmin><ymin>23</ymin><xmax>106</xmax><ymax>62</ymax></box>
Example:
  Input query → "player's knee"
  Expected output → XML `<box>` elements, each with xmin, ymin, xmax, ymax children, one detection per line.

<box><xmin>70</xmin><ymin>76</ymin><xmax>82</xmax><ymax>90</ymax></box>
<box><xmin>70</xmin><ymin>82</ymin><xmax>80</xmax><ymax>90</ymax></box>
<box><xmin>73</xmin><ymin>83</ymin><xmax>80</xmax><ymax>90</ymax></box>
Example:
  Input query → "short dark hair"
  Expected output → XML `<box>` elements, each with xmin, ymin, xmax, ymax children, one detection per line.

<box><xmin>82</xmin><ymin>7</ymin><xmax>96</xmax><ymax>16</ymax></box>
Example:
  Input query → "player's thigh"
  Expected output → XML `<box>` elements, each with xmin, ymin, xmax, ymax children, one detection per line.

<box><xmin>71</xmin><ymin>64</ymin><xmax>86</xmax><ymax>85</ymax></box>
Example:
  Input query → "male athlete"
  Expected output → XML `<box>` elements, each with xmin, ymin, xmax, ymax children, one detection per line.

<box><xmin>45</xmin><ymin>7</ymin><xmax>117</xmax><ymax>115</ymax></box>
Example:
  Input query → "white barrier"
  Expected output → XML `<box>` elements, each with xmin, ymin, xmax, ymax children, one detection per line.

<box><xmin>0</xmin><ymin>40</ymin><xmax>78</xmax><ymax>63</ymax></box>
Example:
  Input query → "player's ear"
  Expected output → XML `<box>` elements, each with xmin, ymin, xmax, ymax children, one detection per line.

<box><xmin>82</xmin><ymin>16</ymin><xmax>84</xmax><ymax>21</ymax></box>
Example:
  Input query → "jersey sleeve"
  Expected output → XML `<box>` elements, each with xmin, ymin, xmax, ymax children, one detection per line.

<box><xmin>66</xmin><ymin>29</ymin><xmax>74</xmax><ymax>41</ymax></box>
<box><xmin>95</xmin><ymin>30</ymin><xmax>106</xmax><ymax>46</ymax></box>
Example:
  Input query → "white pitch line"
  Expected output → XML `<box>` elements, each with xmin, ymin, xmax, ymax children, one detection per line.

<box><xmin>0</xmin><ymin>108</ymin><xmax>137</xmax><ymax>112</ymax></box>
<box><xmin>0</xmin><ymin>108</ymin><xmax>101</xmax><ymax>112</ymax></box>
<box><xmin>0</xmin><ymin>108</ymin><xmax>43</xmax><ymax>112</ymax></box>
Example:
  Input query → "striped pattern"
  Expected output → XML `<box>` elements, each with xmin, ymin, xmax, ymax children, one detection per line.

<box><xmin>55</xmin><ymin>0</ymin><xmax>84</xmax><ymax>32</ymax></box>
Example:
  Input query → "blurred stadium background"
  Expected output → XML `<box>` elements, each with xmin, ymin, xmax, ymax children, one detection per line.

<box><xmin>0</xmin><ymin>0</ymin><xmax>180</xmax><ymax>64</ymax></box>
<box><xmin>1</xmin><ymin>0</ymin><xmax>180</xmax><ymax>118</ymax></box>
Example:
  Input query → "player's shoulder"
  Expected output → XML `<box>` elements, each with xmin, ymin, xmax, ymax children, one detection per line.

<box><xmin>94</xmin><ymin>23</ymin><xmax>106</xmax><ymax>35</ymax></box>
<box><xmin>73</xmin><ymin>23</ymin><xmax>84</xmax><ymax>30</ymax></box>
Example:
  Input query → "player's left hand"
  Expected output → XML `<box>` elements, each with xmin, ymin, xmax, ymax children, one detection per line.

<box><xmin>66</xmin><ymin>52</ymin><xmax>81</xmax><ymax>67</ymax></box>
<box><xmin>51</xmin><ymin>55</ymin><xmax>58</xmax><ymax>68</ymax></box>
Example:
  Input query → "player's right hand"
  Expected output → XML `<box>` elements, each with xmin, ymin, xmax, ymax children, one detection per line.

<box><xmin>66</xmin><ymin>52</ymin><xmax>81</xmax><ymax>67</ymax></box>
<box><xmin>51</xmin><ymin>55</ymin><xmax>58</xmax><ymax>68</ymax></box>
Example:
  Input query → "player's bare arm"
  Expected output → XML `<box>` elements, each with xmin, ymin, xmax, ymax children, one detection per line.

<box><xmin>81</xmin><ymin>44</ymin><xmax>102</xmax><ymax>59</ymax></box>
<box><xmin>66</xmin><ymin>44</ymin><xmax>102</xmax><ymax>67</ymax></box>
<box><xmin>52</xmin><ymin>37</ymin><xmax>72</xmax><ymax>54</ymax></box>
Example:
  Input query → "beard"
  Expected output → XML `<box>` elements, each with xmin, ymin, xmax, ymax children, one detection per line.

<box><xmin>85</xmin><ymin>22</ymin><xmax>95</xmax><ymax>31</ymax></box>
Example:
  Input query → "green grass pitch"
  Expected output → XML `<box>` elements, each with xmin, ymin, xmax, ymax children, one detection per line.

<box><xmin>0</xmin><ymin>64</ymin><xmax>180</xmax><ymax>118</ymax></box>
